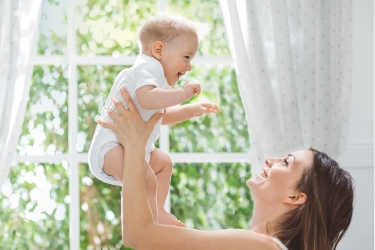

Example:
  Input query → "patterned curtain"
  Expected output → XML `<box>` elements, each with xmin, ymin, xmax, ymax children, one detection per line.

<box><xmin>220</xmin><ymin>0</ymin><xmax>352</xmax><ymax>171</ymax></box>
<box><xmin>0</xmin><ymin>0</ymin><xmax>43</xmax><ymax>188</ymax></box>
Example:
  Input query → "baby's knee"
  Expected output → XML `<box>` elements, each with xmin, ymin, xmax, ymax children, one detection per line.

<box><xmin>162</xmin><ymin>154</ymin><xmax>172</xmax><ymax>169</ymax></box>
<box><xmin>157</xmin><ymin>156</ymin><xmax>172</xmax><ymax>177</ymax></box>
<box><xmin>149</xmin><ymin>149</ymin><xmax>173</xmax><ymax>174</ymax></box>
<box><xmin>159</xmin><ymin>153</ymin><xmax>173</xmax><ymax>170</ymax></box>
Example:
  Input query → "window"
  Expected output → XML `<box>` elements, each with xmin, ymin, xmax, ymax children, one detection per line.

<box><xmin>1</xmin><ymin>0</ymin><xmax>251</xmax><ymax>249</ymax></box>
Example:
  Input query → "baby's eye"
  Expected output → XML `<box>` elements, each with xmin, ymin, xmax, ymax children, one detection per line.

<box><xmin>184</xmin><ymin>56</ymin><xmax>190</xmax><ymax>60</ymax></box>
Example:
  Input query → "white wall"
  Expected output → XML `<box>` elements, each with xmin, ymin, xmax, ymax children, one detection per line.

<box><xmin>338</xmin><ymin>0</ymin><xmax>374</xmax><ymax>249</ymax></box>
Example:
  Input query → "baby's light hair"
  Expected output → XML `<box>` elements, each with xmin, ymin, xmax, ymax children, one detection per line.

<box><xmin>137</xmin><ymin>13</ymin><xmax>210</xmax><ymax>53</ymax></box>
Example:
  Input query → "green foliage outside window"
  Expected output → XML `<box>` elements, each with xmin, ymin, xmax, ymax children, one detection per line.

<box><xmin>0</xmin><ymin>0</ymin><xmax>252</xmax><ymax>249</ymax></box>
<box><xmin>38</xmin><ymin>0</ymin><xmax>67</xmax><ymax>55</ymax></box>
<box><xmin>76</xmin><ymin>0</ymin><xmax>159</xmax><ymax>56</ymax></box>
<box><xmin>0</xmin><ymin>162</ymin><xmax>70</xmax><ymax>250</ymax></box>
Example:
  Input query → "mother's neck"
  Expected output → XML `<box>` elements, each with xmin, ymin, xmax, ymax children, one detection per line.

<box><xmin>249</xmin><ymin>200</ymin><xmax>290</xmax><ymax>236</ymax></box>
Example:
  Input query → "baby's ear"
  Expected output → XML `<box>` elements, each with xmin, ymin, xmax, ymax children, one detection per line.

<box><xmin>152</xmin><ymin>41</ymin><xmax>164</xmax><ymax>59</ymax></box>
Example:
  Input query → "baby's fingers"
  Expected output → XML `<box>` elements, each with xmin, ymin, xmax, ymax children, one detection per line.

<box><xmin>203</xmin><ymin>103</ymin><xmax>220</xmax><ymax>113</ymax></box>
<box><xmin>212</xmin><ymin>104</ymin><xmax>220</xmax><ymax>112</ymax></box>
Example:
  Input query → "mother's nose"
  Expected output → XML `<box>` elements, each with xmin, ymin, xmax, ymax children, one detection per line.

<box><xmin>265</xmin><ymin>158</ymin><xmax>273</xmax><ymax>167</ymax></box>
<box><xmin>266</xmin><ymin>157</ymin><xmax>284</xmax><ymax>167</ymax></box>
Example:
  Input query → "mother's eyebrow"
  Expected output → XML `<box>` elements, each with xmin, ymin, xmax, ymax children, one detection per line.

<box><xmin>288</xmin><ymin>154</ymin><xmax>295</xmax><ymax>163</ymax></box>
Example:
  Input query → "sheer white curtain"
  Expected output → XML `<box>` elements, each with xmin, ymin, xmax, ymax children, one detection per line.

<box><xmin>220</xmin><ymin>0</ymin><xmax>352</xmax><ymax>172</ymax></box>
<box><xmin>0</xmin><ymin>0</ymin><xmax>43</xmax><ymax>188</ymax></box>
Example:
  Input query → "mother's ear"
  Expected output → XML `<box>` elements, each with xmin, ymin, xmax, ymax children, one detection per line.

<box><xmin>284</xmin><ymin>192</ymin><xmax>307</xmax><ymax>205</ymax></box>
<box><xmin>152</xmin><ymin>41</ymin><xmax>164</xmax><ymax>60</ymax></box>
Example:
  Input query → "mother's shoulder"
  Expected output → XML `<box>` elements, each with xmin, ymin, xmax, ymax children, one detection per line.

<box><xmin>212</xmin><ymin>229</ymin><xmax>283</xmax><ymax>250</ymax></box>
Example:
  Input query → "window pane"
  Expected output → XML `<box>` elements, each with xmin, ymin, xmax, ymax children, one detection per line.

<box><xmin>166</xmin><ymin>0</ymin><xmax>230</xmax><ymax>56</ymax></box>
<box><xmin>0</xmin><ymin>162</ymin><xmax>69</xmax><ymax>249</ymax></box>
<box><xmin>77</xmin><ymin>65</ymin><xmax>128</xmax><ymax>153</ymax></box>
<box><xmin>170</xmin><ymin>65</ymin><xmax>250</xmax><ymax>153</ymax></box>
<box><xmin>38</xmin><ymin>0</ymin><xmax>67</xmax><ymax>55</ymax></box>
<box><xmin>17</xmin><ymin>65</ymin><xmax>69</xmax><ymax>155</ymax></box>
<box><xmin>171</xmin><ymin>162</ymin><xmax>253</xmax><ymax>230</ymax></box>
<box><xmin>76</xmin><ymin>0</ymin><xmax>158</xmax><ymax>56</ymax></box>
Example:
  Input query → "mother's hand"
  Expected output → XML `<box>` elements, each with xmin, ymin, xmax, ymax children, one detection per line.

<box><xmin>97</xmin><ymin>88</ymin><xmax>163</xmax><ymax>148</ymax></box>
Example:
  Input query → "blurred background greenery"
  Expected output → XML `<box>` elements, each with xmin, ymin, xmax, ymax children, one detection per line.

<box><xmin>0</xmin><ymin>0</ymin><xmax>252</xmax><ymax>249</ymax></box>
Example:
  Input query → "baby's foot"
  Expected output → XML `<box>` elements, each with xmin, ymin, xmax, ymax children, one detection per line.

<box><xmin>158</xmin><ymin>209</ymin><xmax>185</xmax><ymax>227</ymax></box>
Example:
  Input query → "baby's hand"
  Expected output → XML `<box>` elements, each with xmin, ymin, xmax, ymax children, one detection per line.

<box><xmin>182</xmin><ymin>81</ymin><xmax>201</xmax><ymax>99</ymax></box>
<box><xmin>193</xmin><ymin>102</ymin><xmax>220</xmax><ymax>117</ymax></box>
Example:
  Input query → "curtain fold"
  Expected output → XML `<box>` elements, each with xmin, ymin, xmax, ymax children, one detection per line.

<box><xmin>0</xmin><ymin>0</ymin><xmax>43</xmax><ymax>188</ymax></box>
<box><xmin>220</xmin><ymin>0</ymin><xmax>352</xmax><ymax>172</ymax></box>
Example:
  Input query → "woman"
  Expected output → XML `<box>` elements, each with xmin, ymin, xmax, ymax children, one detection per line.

<box><xmin>97</xmin><ymin>88</ymin><xmax>354</xmax><ymax>250</ymax></box>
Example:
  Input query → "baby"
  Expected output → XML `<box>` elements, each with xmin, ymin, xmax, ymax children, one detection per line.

<box><xmin>88</xmin><ymin>14</ymin><xmax>220</xmax><ymax>226</ymax></box>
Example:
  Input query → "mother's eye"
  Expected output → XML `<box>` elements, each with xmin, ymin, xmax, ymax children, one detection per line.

<box><xmin>283</xmin><ymin>158</ymin><xmax>289</xmax><ymax>166</ymax></box>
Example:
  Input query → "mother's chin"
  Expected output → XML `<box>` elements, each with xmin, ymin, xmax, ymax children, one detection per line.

<box><xmin>246</xmin><ymin>172</ymin><xmax>267</xmax><ymax>188</ymax></box>
<box><xmin>245</xmin><ymin>177</ymin><xmax>257</xmax><ymax>189</ymax></box>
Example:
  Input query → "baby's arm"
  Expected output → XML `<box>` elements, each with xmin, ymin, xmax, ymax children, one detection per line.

<box><xmin>136</xmin><ymin>81</ymin><xmax>201</xmax><ymax>110</ymax></box>
<box><xmin>162</xmin><ymin>102</ymin><xmax>220</xmax><ymax>125</ymax></box>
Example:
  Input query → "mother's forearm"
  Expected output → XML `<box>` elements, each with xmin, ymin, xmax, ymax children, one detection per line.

<box><xmin>121</xmin><ymin>146</ymin><xmax>155</xmax><ymax>247</ymax></box>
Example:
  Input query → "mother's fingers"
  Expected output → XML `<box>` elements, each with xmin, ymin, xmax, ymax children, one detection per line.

<box><xmin>109</xmin><ymin>96</ymin><xmax>127</xmax><ymax>117</ymax></box>
<box><xmin>105</xmin><ymin>106</ymin><xmax>122</xmax><ymax>123</ymax></box>
<box><xmin>119</xmin><ymin>87</ymin><xmax>137</xmax><ymax>112</ymax></box>
<box><xmin>109</xmin><ymin>88</ymin><xmax>140</xmax><ymax>121</ymax></box>
<box><xmin>97</xmin><ymin>118</ymin><xmax>113</xmax><ymax>129</ymax></box>
<box><xmin>148</xmin><ymin>112</ymin><xmax>164</xmax><ymax>128</ymax></box>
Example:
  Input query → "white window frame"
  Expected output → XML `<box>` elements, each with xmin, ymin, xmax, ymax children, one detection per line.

<box><xmin>13</xmin><ymin>0</ymin><xmax>251</xmax><ymax>248</ymax></box>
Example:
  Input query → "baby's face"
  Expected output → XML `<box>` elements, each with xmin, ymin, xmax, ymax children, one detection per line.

<box><xmin>159</xmin><ymin>34</ymin><xmax>199</xmax><ymax>86</ymax></box>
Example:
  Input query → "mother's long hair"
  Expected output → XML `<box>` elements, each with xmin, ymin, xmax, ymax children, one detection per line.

<box><xmin>272</xmin><ymin>148</ymin><xmax>354</xmax><ymax>250</ymax></box>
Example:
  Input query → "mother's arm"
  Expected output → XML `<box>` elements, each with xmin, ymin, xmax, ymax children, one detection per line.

<box><xmin>97</xmin><ymin>88</ymin><xmax>278</xmax><ymax>250</ymax></box>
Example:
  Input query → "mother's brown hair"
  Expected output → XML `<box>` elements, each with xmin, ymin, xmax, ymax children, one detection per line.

<box><xmin>272</xmin><ymin>148</ymin><xmax>354</xmax><ymax>250</ymax></box>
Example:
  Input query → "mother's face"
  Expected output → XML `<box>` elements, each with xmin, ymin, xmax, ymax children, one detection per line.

<box><xmin>247</xmin><ymin>150</ymin><xmax>313</xmax><ymax>204</ymax></box>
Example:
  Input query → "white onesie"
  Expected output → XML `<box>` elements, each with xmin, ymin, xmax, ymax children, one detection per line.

<box><xmin>272</xmin><ymin>238</ymin><xmax>288</xmax><ymax>250</ymax></box>
<box><xmin>88</xmin><ymin>54</ymin><xmax>171</xmax><ymax>186</ymax></box>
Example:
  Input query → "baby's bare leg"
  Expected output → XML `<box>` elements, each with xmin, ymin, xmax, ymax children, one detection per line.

<box><xmin>150</xmin><ymin>148</ymin><xmax>184</xmax><ymax>227</ymax></box>
<box><xmin>103</xmin><ymin>145</ymin><xmax>159</xmax><ymax>222</ymax></box>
